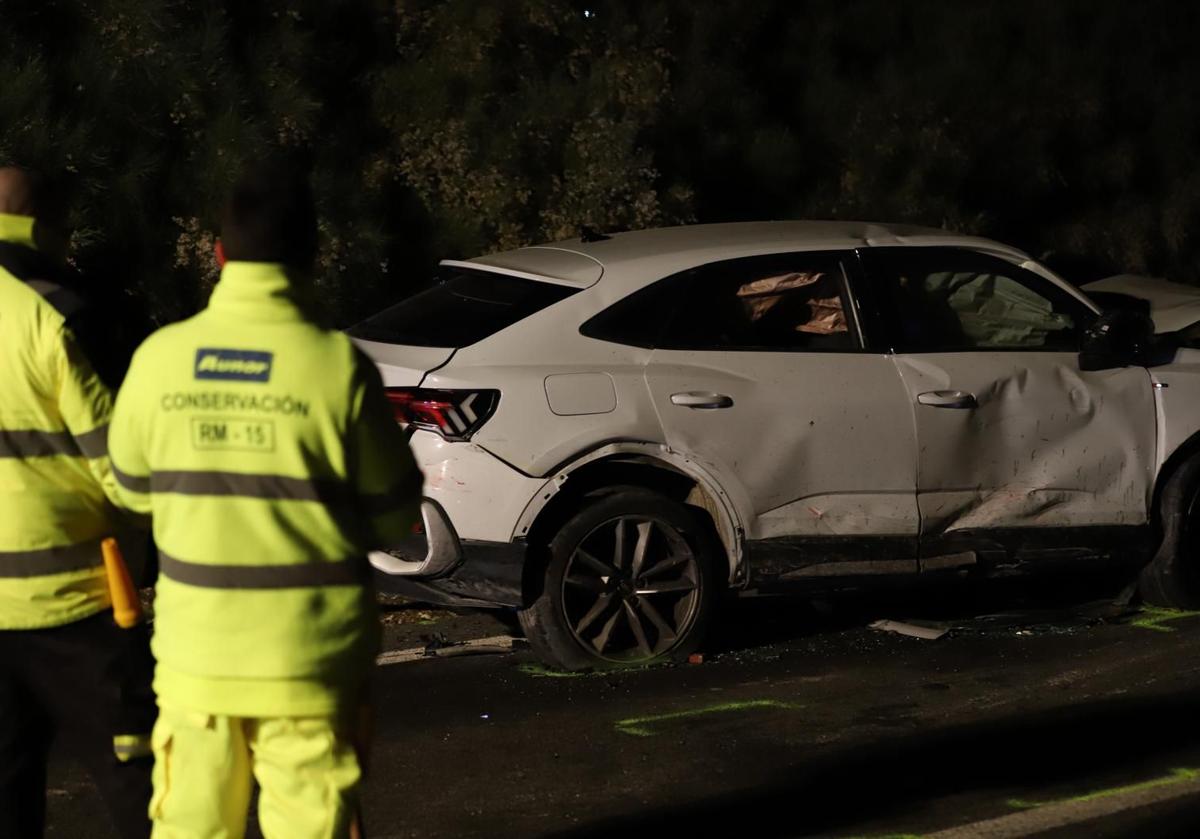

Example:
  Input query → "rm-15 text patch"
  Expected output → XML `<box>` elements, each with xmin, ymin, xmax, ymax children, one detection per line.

<box><xmin>191</xmin><ymin>417</ymin><xmax>276</xmax><ymax>452</ymax></box>
<box><xmin>194</xmin><ymin>348</ymin><xmax>273</xmax><ymax>382</ymax></box>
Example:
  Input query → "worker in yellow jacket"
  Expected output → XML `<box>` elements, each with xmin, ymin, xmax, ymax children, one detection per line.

<box><xmin>0</xmin><ymin>166</ymin><xmax>155</xmax><ymax>838</ymax></box>
<box><xmin>109</xmin><ymin>165</ymin><xmax>422</xmax><ymax>839</ymax></box>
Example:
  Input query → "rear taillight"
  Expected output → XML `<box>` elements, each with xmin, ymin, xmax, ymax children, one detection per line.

<box><xmin>384</xmin><ymin>388</ymin><xmax>499</xmax><ymax>441</ymax></box>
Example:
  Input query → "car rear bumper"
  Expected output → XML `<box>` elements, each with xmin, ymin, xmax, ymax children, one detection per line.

<box><xmin>406</xmin><ymin>431</ymin><xmax>546</xmax><ymax>543</ymax></box>
<box><xmin>370</xmin><ymin>497</ymin><xmax>526</xmax><ymax>608</ymax></box>
<box><xmin>366</xmin><ymin>432</ymin><xmax>544</xmax><ymax>607</ymax></box>
<box><xmin>372</xmin><ymin>543</ymin><xmax>525</xmax><ymax>608</ymax></box>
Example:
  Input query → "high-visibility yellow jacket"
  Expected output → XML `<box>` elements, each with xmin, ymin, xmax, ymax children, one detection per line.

<box><xmin>109</xmin><ymin>261</ymin><xmax>421</xmax><ymax>717</ymax></box>
<box><xmin>0</xmin><ymin>213</ymin><xmax>119</xmax><ymax>629</ymax></box>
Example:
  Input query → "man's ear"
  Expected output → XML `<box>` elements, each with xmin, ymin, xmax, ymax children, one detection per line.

<box><xmin>214</xmin><ymin>238</ymin><xmax>226</xmax><ymax>268</ymax></box>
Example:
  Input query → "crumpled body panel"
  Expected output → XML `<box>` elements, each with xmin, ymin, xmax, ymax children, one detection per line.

<box><xmin>893</xmin><ymin>353</ymin><xmax>1155</xmax><ymax>534</ymax></box>
<box><xmin>646</xmin><ymin>351</ymin><xmax>920</xmax><ymax>538</ymax></box>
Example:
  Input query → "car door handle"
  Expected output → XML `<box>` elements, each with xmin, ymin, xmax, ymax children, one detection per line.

<box><xmin>917</xmin><ymin>390</ymin><xmax>977</xmax><ymax>409</ymax></box>
<box><xmin>670</xmin><ymin>392</ymin><xmax>734</xmax><ymax>409</ymax></box>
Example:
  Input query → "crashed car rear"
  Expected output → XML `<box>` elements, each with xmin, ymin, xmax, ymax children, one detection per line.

<box><xmin>352</xmin><ymin>222</ymin><xmax>1200</xmax><ymax>670</ymax></box>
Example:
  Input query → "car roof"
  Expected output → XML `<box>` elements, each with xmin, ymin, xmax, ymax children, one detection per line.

<box><xmin>454</xmin><ymin>221</ymin><xmax>1031</xmax><ymax>288</ymax></box>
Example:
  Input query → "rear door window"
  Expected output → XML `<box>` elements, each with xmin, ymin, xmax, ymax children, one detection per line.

<box><xmin>581</xmin><ymin>250</ymin><xmax>862</xmax><ymax>351</ymax></box>
<box><xmin>348</xmin><ymin>268</ymin><xmax>578</xmax><ymax>347</ymax></box>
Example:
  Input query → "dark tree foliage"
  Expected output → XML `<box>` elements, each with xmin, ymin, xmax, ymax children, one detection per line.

<box><xmin>655</xmin><ymin>0</ymin><xmax>1200</xmax><ymax>284</ymax></box>
<box><xmin>1</xmin><ymin>0</ymin><xmax>1198</xmax><ymax>346</ymax></box>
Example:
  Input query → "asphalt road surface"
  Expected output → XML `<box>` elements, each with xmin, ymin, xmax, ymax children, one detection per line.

<box><xmin>43</xmin><ymin>572</ymin><xmax>1200</xmax><ymax>838</ymax></box>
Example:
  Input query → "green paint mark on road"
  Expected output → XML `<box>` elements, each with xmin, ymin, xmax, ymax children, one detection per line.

<box><xmin>1128</xmin><ymin>606</ymin><xmax>1200</xmax><ymax>633</ymax></box>
<box><xmin>615</xmin><ymin>699</ymin><xmax>801</xmax><ymax>737</ymax></box>
<box><xmin>1007</xmin><ymin>767</ymin><xmax>1200</xmax><ymax>810</ymax></box>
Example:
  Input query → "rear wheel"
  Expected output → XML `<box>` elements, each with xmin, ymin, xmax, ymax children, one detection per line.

<box><xmin>518</xmin><ymin>489</ymin><xmax>718</xmax><ymax>670</ymax></box>
<box><xmin>1140</xmin><ymin>454</ymin><xmax>1200</xmax><ymax>607</ymax></box>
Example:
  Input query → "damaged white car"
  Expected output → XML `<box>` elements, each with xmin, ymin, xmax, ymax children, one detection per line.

<box><xmin>351</xmin><ymin>221</ymin><xmax>1200</xmax><ymax>670</ymax></box>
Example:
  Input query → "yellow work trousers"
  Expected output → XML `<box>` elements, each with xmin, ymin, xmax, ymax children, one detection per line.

<box><xmin>148</xmin><ymin>704</ymin><xmax>362</xmax><ymax>839</ymax></box>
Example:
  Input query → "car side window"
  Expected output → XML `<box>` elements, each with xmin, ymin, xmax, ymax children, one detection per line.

<box><xmin>581</xmin><ymin>251</ymin><xmax>861</xmax><ymax>351</ymax></box>
<box><xmin>662</xmin><ymin>253</ymin><xmax>856</xmax><ymax>351</ymax></box>
<box><xmin>871</xmin><ymin>249</ymin><xmax>1095</xmax><ymax>352</ymax></box>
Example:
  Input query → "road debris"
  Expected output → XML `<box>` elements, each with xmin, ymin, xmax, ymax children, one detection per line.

<box><xmin>422</xmin><ymin>632</ymin><xmax>454</xmax><ymax>652</ymax></box>
<box><xmin>516</xmin><ymin>663</ymin><xmax>587</xmax><ymax>678</ymax></box>
<box><xmin>948</xmin><ymin>597</ymin><xmax>1140</xmax><ymax>637</ymax></box>
<box><xmin>376</xmin><ymin>592</ymin><xmax>450</xmax><ymax>626</ymax></box>
<box><xmin>375</xmin><ymin>634</ymin><xmax>521</xmax><ymax>666</ymax></box>
<box><xmin>869</xmin><ymin>619</ymin><xmax>949</xmax><ymax>640</ymax></box>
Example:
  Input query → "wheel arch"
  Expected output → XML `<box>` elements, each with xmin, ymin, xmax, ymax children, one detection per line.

<box><xmin>513</xmin><ymin>443</ymin><xmax>746</xmax><ymax>601</ymax></box>
<box><xmin>1153</xmin><ymin>429</ymin><xmax>1200</xmax><ymax>523</ymax></box>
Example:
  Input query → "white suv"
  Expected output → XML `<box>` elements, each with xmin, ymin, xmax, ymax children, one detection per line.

<box><xmin>351</xmin><ymin>221</ymin><xmax>1200</xmax><ymax>670</ymax></box>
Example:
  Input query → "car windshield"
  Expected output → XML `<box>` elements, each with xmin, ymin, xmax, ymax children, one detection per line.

<box><xmin>347</xmin><ymin>268</ymin><xmax>578</xmax><ymax>347</ymax></box>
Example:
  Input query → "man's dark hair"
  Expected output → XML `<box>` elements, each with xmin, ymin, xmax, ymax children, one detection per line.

<box><xmin>220</xmin><ymin>164</ymin><xmax>317</xmax><ymax>267</ymax></box>
<box><xmin>0</xmin><ymin>165</ymin><xmax>68</xmax><ymax>225</ymax></box>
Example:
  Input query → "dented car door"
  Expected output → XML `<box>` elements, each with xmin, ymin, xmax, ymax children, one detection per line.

<box><xmin>642</xmin><ymin>251</ymin><xmax>920</xmax><ymax>541</ymax></box>
<box><xmin>860</xmin><ymin>247</ymin><xmax>1156</xmax><ymax>538</ymax></box>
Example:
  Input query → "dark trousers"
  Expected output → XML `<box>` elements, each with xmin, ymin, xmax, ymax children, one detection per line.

<box><xmin>0</xmin><ymin>612</ymin><xmax>156</xmax><ymax>839</ymax></box>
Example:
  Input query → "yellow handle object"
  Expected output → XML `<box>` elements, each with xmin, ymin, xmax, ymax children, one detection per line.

<box><xmin>101</xmin><ymin>537</ymin><xmax>142</xmax><ymax>628</ymax></box>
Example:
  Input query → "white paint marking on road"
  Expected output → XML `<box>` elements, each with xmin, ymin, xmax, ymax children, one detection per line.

<box><xmin>926</xmin><ymin>770</ymin><xmax>1200</xmax><ymax>838</ymax></box>
<box><xmin>375</xmin><ymin>634</ymin><xmax>519</xmax><ymax>666</ymax></box>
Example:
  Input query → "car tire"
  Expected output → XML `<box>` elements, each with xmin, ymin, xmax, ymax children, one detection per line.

<box><xmin>518</xmin><ymin>488</ymin><xmax>719</xmax><ymax>671</ymax></box>
<box><xmin>1140</xmin><ymin>454</ymin><xmax>1200</xmax><ymax>607</ymax></box>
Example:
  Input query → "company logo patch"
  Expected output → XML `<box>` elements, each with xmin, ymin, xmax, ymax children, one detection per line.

<box><xmin>194</xmin><ymin>348</ymin><xmax>274</xmax><ymax>382</ymax></box>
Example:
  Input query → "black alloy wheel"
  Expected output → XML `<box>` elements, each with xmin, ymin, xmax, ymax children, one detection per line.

<box><xmin>561</xmin><ymin>513</ymin><xmax>703</xmax><ymax>662</ymax></box>
<box><xmin>1141</xmin><ymin>454</ymin><xmax>1200</xmax><ymax>607</ymax></box>
<box><xmin>519</xmin><ymin>489</ymin><xmax>718</xmax><ymax>670</ymax></box>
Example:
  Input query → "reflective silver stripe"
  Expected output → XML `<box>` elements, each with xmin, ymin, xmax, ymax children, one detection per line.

<box><xmin>0</xmin><ymin>539</ymin><xmax>104</xmax><ymax>578</ymax></box>
<box><xmin>117</xmin><ymin>467</ymin><xmax>389</xmax><ymax>508</ymax></box>
<box><xmin>112</xmin><ymin>464</ymin><xmax>151</xmax><ymax>493</ymax></box>
<box><xmin>0</xmin><ymin>425</ymin><xmax>108</xmax><ymax>459</ymax></box>
<box><xmin>0</xmin><ymin>429</ymin><xmax>75</xmax><ymax>458</ymax></box>
<box><xmin>113</xmin><ymin>464</ymin><xmax>416</xmax><ymax>512</ymax></box>
<box><xmin>25</xmin><ymin>279</ymin><xmax>84</xmax><ymax>319</ymax></box>
<box><xmin>150</xmin><ymin>470</ymin><xmax>352</xmax><ymax>503</ymax></box>
<box><xmin>73</xmin><ymin>425</ymin><xmax>109</xmax><ymax>459</ymax></box>
<box><xmin>158</xmin><ymin>550</ymin><xmax>368</xmax><ymax>589</ymax></box>
<box><xmin>25</xmin><ymin>279</ymin><xmax>60</xmax><ymax>296</ymax></box>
